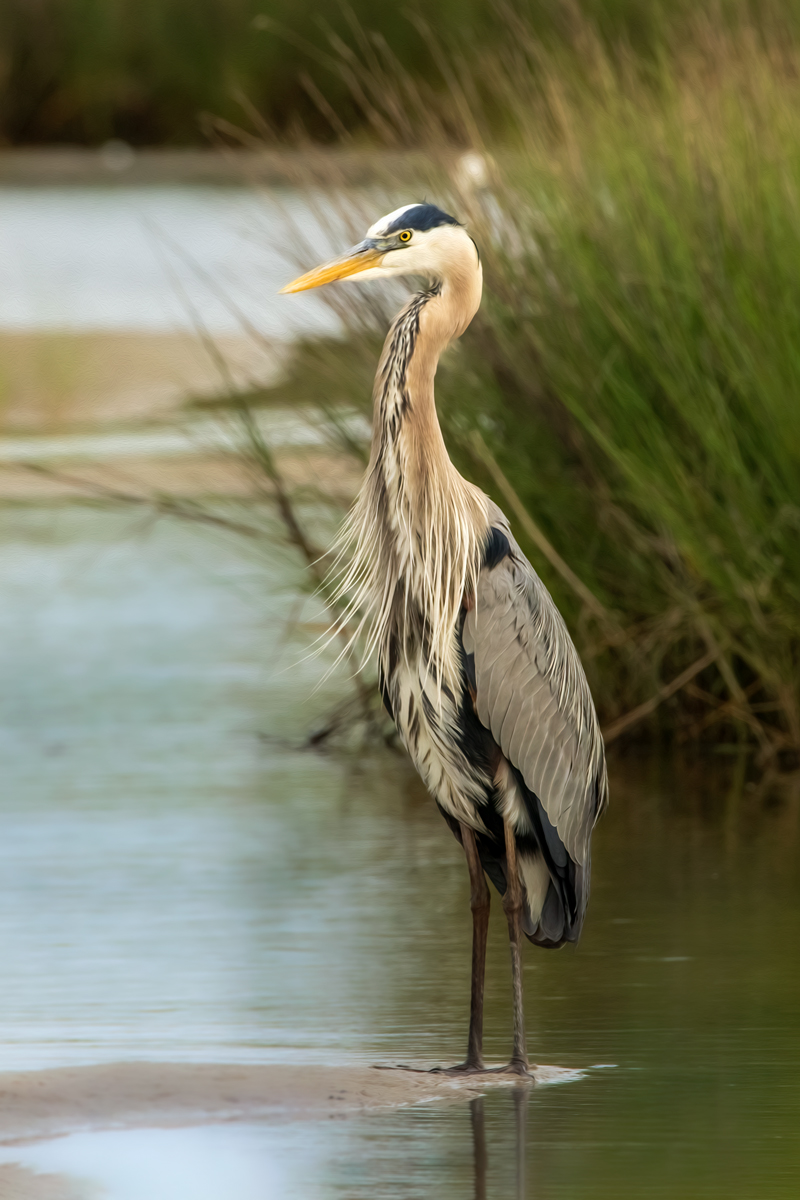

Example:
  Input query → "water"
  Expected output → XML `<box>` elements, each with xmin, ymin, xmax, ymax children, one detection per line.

<box><xmin>0</xmin><ymin>186</ymin><xmax>341</xmax><ymax>336</ymax></box>
<box><xmin>0</xmin><ymin>507</ymin><xmax>798</xmax><ymax>1196</ymax></box>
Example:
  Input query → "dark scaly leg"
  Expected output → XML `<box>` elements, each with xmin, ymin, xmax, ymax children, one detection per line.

<box><xmin>463</xmin><ymin>821</ymin><xmax>491</xmax><ymax>1070</ymax></box>
<box><xmin>503</xmin><ymin>819</ymin><xmax>530</xmax><ymax>1074</ymax></box>
<box><xmin>432</xmin><ymin>821</ymin><xmax>490</xmax><ymax>1074</ymax></box>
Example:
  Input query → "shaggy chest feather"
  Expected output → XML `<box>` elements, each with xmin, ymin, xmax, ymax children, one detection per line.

<box><xmin>380</xmin><ymin>635</ymin><xmax>495</xmax><ymax>828</ymax></box>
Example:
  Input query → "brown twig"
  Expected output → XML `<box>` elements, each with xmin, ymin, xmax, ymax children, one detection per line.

<box><xmin>602</xmin><ymin>649</ymin><xmax>718</xmax><ymax>743</ymax></box>
<box><xmin>679</xmin><ymin>680</ymin><xmax>786</xmax><ymax>747</ymax></box>
<box><xmin>14</xmin><ymin>463</ymin><xmax>266</xmax><ymax>538</ymax></box>
<box><xmin>233</xmin><ymin>401</ymin><xmax>381</xmax><ymax>732</ymax></box>
<box><xmin>141</xmin><ymin>226</ymin><xmax>381</xmax><ymax>738</ymax></box>
<box><xmin>468</xmin><ymin>431</ymin><xmax>618</xmax><ymax>630</ymax></box>
<box><xmin>694</xmin><ymin>617</ymin><xmax>773</xmax><ymax>754</ymax></box>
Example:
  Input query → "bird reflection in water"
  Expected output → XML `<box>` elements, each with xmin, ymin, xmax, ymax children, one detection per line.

<box><xmin>470</xmin><ymin>1087</ymin><xmax>530</xmax><ymax>1200</ymax></box>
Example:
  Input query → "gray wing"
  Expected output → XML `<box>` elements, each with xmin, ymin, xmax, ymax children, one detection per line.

<box><xmin>462</xmin><ymin>508</ymin><xmax>607</xmax><ymax>866</ymax></box>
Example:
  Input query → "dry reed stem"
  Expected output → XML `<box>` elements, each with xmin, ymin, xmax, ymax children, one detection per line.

<box><xmin>468</xmin><ymin>432</ymin><xmax>616</xmax><ymax>629</ymax></box>
<box><xmin>603</xmin><ymin>650</ymin><xmax>719</xmax><ymax>743</ymax></box>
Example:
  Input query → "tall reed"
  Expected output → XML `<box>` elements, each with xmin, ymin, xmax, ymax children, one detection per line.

<box><xmin>267</xmin><ymin>11</ymin><xmax>800</xmax><ymax>761</ymax></box>
<box><xmin>3</xmin><ymin>0</ymin><xmax>798</xmax><ymax>145</ymax></box>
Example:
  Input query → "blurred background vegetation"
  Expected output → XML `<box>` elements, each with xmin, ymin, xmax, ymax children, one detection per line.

<box><xmin>3</xmin><ymin>0</ymin><xmax>800</xmax><ymax>764</ymax></box>
<box><xmin>0</xmin><ymin>0</ymin><xmax>779</xmax><ymax>146</ymax></box>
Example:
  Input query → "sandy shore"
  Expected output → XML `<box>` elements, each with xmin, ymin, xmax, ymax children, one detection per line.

<box><xmin>0</xmin><ymin>1061</ymin><xmax>585</xmax><ymax>1200</ymax></box>
<box><xmin>0</xmin><ymin>331</ymin><xmax>368</xmax><ymax>501</ymax></box>
<box><xmin>0</xmin><ymin>1163</ymin><xmax>84</xmax><ymax>1200</ymax></box>
<box><xmin>0</xmin><ymin>332</ymin><xmax>281</xmax><ymax>432</ymax></box>
<box><xmin>0</xmin><ymin>1061</ymin><xmax>579</xmax><ymax>1143</ymax></box>
<box><xmin>0</xmin><ymin>146</ymin><xmax>450</xmax><ymax>188</ymax></box>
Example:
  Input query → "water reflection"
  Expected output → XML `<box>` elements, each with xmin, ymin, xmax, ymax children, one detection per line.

<box><xmin>471</xmin><ymin>1090</ymin><xmax>530</xmax><ymax>1200</ymax></box>
<box><xmin>0</xmin><ymin>185</ymin><xmax>340</xmax><ymax>336</ymax></box>
<box><xmin>0</xmin><ymin>505</ymin><xmax>798</xmax><ymax>1196</ymax></box>
<box><xmin>472</xmin><ymin>1097</ymin><xmax>489</xmax><ymax>1200</ymax></box>
<box><xmin>0</xmin><ymin>1091</ymin><xmax>532</xmax><ymax>1200</ymax></box>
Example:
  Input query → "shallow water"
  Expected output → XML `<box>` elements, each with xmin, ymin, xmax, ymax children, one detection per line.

<box><xmin>0</xmin><ymin>186</ymin><xmax>341</xmax><ymax>336</ymax></box>
<box><xmin>0</xmin><ymin>505</ymin><xmax>799</xmax><ymax>1196</ymax></box>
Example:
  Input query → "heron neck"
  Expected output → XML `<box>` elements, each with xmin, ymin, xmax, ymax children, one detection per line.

<box><xmin>367</xmin><ymin>261</ymin><xmax>488</xmax><ymax>658</ymax></box>
<box><xmin>372</xmin><ymin>257</ymin><xmax>484</xmax><ymax>488</ymax></box>
<box><xmin>334</xmin><ymin>258</ymin><xmax>487</xmax><ymax>690</ymax></box>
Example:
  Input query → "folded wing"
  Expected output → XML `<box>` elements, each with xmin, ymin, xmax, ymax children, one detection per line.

<box><xmin>461</xmin><ymin>509</ymin><xmax>607</xmax><ymax>941</ymax></box>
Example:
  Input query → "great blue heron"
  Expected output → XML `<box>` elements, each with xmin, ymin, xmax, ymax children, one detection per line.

<box><xmin>282</xmin><ymin>203</ymin><xmax>608</xmax><ymax>1076</ymax></box>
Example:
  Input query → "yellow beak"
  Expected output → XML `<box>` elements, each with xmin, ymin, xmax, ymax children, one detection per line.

<box><xmin>280</xmin><ymin>242</ymin><xmax>384</xmax><ymax>293</ymax></box>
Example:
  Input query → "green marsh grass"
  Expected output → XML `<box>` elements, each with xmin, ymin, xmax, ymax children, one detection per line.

<box><xmin>262</xmin><ymin>14</ymin><xmax>800</xmax><ymax>762</ymax></box>
<box><xmin>3</xmin><ymin>0</ymin><xmax>797</xmax><ymax>145</ymax></box>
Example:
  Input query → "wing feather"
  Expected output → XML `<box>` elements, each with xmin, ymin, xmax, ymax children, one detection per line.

<box><xmin>508</xmin><ymin>704</ymin><xmax>536</xmax><ymax>769</ymax></box>
<box><xmin>463</xmin><ymin>510</ymin><xmax>607</xmax><ymax>865</ymax></box>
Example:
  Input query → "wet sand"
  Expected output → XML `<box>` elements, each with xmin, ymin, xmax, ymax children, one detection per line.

<box><xmin>0</xmin><ymin>1163</ymin><xmax>83</xmax><ymax>1200</ymax></box>
<box><xmin>0</xmin><ymin>446</ymin><xmax>362</xmax><ymax>501</ymax></box>
<box><xmin>0</xmin><ymin>330</ymin><xmax>365</xmax><ymax>501</ymax></box>
<box><xmin>0</xmin><ymin>1062</ymin><xmax>578</xmax><ymax>1143</ymax></box>
<box><xmin>0</xmin><ymin>146</ymin><xmax>448</xmax><ymax>189</ymax></box>
<box><xmin>0</xmin><ymin>332</ymin><xmax>281</xmax><ymax>433</ymax></box>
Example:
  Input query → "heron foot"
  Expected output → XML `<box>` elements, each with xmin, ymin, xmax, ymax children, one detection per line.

<box><xmin>429</xmin><ymin>1060</ymin><xmax>490</xmax><ymax>1077</ymax></box>
<box><xmin>372</xmin><ymin>1060</ymin><xmax>537</xmax><ymax>1079</ymax></box>
<box><xmin>372</xmin><ymin>1061</ymin><xmax>490</xmax><ymax>1076</ymax></box>
<box><xmin>430</xmin><ymin>1059</ymin><xmax>538</xmax><ymax>1078</ymax></box>
<box><xmin>488</xmin><ymin>1059</ymin><xmax>536</xmax><ymax>1080</ymax></box>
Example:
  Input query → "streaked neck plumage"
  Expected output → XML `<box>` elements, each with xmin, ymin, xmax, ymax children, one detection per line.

<box><xmin>334</xmin><ymin>238</ymin><xmax>490</xmax><ymax>690</ymax></box>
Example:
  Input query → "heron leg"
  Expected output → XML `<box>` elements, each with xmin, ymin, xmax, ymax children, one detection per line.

<box><xmin>503</xmin><ymin>819</ymin><xmax>530</xmax><ymax>1074</ymax></box>
<box><xmin>431</xmin><ymin>821</ymin><xmax>489</xmax><ymax>1075</ymax></box>
<box><xmin>462</xmin><ymin>821</ymin><xmax>491</xmax><ymax>1070</ymax></box>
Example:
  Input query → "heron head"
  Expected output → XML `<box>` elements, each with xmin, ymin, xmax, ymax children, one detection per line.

<box><xmin>280</xmin><ymin>203</ymin><xmax>477</xmax><ymax>293</ymax></box>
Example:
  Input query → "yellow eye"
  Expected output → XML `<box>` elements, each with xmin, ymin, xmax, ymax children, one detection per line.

<box><xmin>399</xmin><ymin>230</ymin><xmax>412</xmax><ymax>242</ymax></box>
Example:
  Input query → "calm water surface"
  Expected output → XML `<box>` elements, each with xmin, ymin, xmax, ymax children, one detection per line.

<box><xmin>0</xmin><ymin>505</ymin><xmax>798</xmax><ymax>1197</ymax></box>
<box><xmin>0</xmin><ymin>185</ymin><xmax>342</xmax><ymax>335</ymax></box>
